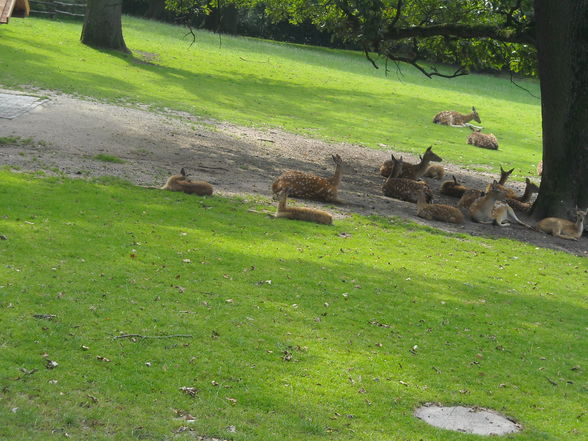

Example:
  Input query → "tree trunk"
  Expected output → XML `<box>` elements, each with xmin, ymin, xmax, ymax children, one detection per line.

<box><xmin>145</xmin><ymin>0</ymin><xmax>166</xmax><ymax>20</ymax></box>
<box><xmin>81</xmin><ymin>0</ymin><xmax>129</xmax><ymax>53</ymax></box>
<box><xmin>533</xmin><ymin>0</ymin><xmax>588</xmax><ymax>218</ymax></box>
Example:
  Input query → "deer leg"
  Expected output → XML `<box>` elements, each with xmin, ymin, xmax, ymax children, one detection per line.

<box><xmin>464</xmin><ymin>123</ymin><xmax>483</xmax><ymax>130</ymax></box>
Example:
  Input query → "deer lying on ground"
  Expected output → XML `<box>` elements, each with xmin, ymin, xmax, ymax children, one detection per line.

<box><xmin>433</xmin><ymin>106</ymin><xmax>482</xmax><ymax>129</ymax></box>
<box><xmin>505</xmin><ymin>178</ymin><xmax>540</xmax><ymax>213</ymax></box>
<box><xmin>469</xmin><ymin>181</ymin><xmax>531</xmax><ymax>228</ymax></box>
<box><xmin>379</xmin><ymin>147</ymin><xmax>442</xmax><ymax>180</ymax></box>
<box><xmin>382</xmin><ymin>157</ymin><xmax>433</xmax><ymax>203</ymax></box>
<box><xmin>457</xmin><ymin>189</ymin><xmax>484</xmax><ymax>210</ymax></box>
<box><xmin>275</xmin><ymin>190</ymin><xmax>333</xmax><ymax>225</ymax></box>
<box><xmin>424</xmin><ymin>164</ymin><xmax>445</xmax><ymax>179</ymax></box>
<box><xmin>162</xmin><ymin>168</ymin><xmax>213</xmax><ymax>196</ymax></box>
<box><xmin>440</xmin><ymin>175</ymin><xmax>472</xmax><ymax>198</ymax></box>
<box><xmin>272</xmin><ymin>154</ymin><xmax>343</xmax><ymax>203</ymax></box>
<box><xmin>485</xmin><ymin>166</ymin><xmax>516</xmax><ymax>198</ymax></box>
<box><xmin>416</xmin><ymin>191</ymin><xmax>464</xmax><ymax>224</ymax></box>
<box><xmin>467</xmin><ymin>126</ymin><xmax>499</xmax><ymax>150</ymax></box>
<box><xmin>536</xmin><ymin>208</ymin><xmax>587</xmax><ymax>240</ymax></box>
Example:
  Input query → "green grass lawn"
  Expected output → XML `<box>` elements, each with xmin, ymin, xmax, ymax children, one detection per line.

<box><xmin>0</xmin><ymin>16</ymin><xmax>541</xmax><ymax>181</ymax></box>
<box><xmin>0</xmin><ymin>171</ymin><xmax>586</xmax><ymax>441</ymax></box>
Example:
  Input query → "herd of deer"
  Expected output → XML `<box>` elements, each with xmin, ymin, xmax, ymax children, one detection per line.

<box><xmin>159</xmin><ymin>108</ymin><xmax>586</xmax><ymax>241</ymax></box>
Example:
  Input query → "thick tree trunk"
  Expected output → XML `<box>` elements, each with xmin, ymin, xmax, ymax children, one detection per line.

<box><xmin>533</xmin><ymin>0</ymin><xmax>588</xmax><ymax>218</ymax></box>
<box><xmin>81</xmin><ymin>0</ymin><xmax>129</xmax><ymax>53</ymax></box>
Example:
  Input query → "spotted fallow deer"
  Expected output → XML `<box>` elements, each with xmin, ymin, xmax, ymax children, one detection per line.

<box><xmin>469</xmin><ymin>181</ymin><xmax>531</xmax><ymax>228</ymax></box>
<box><xmin>440</xmin><ymin>175</ymin><xmax>471</xmax><ymax>198</ymax></box>
<box><xmin>536</xmin><ymin>208</ymin><xmax>587</xmax><ymax>240</ymax></box>
<box><xmin>275</xmin><ymin>190</ymin><xmax>333</xmax><ymax>225</ymax></box>
<box><xmin>433</xmin><ymin>106</ymin><xmax>482</xmax><ymax>129</ymax></box>
<box><xmin>467</xmin><ymin>126</ymin><xmax>499</xmax><ymax>150</ymax></box>
<box><xmin>382</xmin><ymin>157</ymin><xmax>433</xmax><ymax>203</ymax></box>
<box><xmin>416</xmin><ymin>191</ymin><xmax>464</xmax><ymax>224</ymax></box>
<box><xmin>505</xmin><ymin>178</ymin><xmax>540</xmax><ymax>213</ymax></box>
<box><xmin>457</xmin><ymin>189</ymin><xmax>484</xmax><ymax>210</ymax></box>
<box><xmin>485</xmin><ymin>166</ymin><xmax>516</xmax><ymax>198</ymax></box>
<box><xmin>379</xmin><ymin>147</ymin><xmax>442</xmax><ymax>180</ymax></box>
<box><xmin>162</xmin><ymin>168</ymin><xmax>213</xmax><ymax>196</ymax></box>
<box><xmin>272</xmin><ymin>154</ymin><xmax>344</xmax><ymax>203</ymax></box>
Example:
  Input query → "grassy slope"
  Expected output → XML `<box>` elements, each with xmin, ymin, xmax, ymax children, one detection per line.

<box><xmin>0</xmin><ymin>171</ymin><xmax>586</xmax><ymax>441</ymax></box>
<box><xmin>0</xmin><ymin>17</ymin><xmax>541</xmax><ymax>180</ymax></box>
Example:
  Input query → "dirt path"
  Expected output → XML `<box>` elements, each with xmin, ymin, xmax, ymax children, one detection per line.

<box><xmin>1</xmin><ymin>89</ymin><xmax>586</xmax><ymax>256</ymax></box>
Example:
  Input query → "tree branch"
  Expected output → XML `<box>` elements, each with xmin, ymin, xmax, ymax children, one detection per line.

<box><xmin>114</xmin><ymin>333</ymin><xmax>193</xmax><ymax>340</ymax></box>
<box><xmin>383</xmin><ymin>23</ymin><xmax>535</xmax><ymax>46</ymax></box>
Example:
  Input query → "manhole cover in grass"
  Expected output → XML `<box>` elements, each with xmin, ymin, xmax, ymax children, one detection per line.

<box><xmin>0</xmin><ymin>93</ymin><xmax>47</xmax><ymax>119</ymax></box>
<box><xmin>414</xmin><ymin>404</ymin><xmax>522</xmax><ymax>436</ymax></box>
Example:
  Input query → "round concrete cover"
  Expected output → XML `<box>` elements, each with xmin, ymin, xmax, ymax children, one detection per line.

<box><xmin>414</xmin><ymin>404</ymin><xmax>522</xmax><ymax>436</ymax></box>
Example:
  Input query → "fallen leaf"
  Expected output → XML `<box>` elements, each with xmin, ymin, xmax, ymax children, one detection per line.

<box><xmin>96</xmin><ymin>356</ymin><xmax>111</xmax><ymax>362</ymax></box>
<box><xmin>226</xmin><ymin>397</ymin><xmax>237</xmax><ymax>404</ymax></box>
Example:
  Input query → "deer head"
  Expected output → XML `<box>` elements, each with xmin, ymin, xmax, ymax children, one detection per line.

<box><xmin>471</xmin><ymin>106</ymin><xmax>481</xmax><ymax>123</ymax></box>
<box><xmin>499</xmin><ymin>166</ymin><xmax>514</xmax><ymax>184</ymax></box>
<box><xmin>423</xmin><ymin>146</ymin><xmax>442</xmax><ymax>163</ymax></box>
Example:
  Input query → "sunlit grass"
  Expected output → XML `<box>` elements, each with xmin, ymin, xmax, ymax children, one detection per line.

<box><xmin>0</xmin><ymin>16</ymin><xmax>541</xmax><ymax>181</ymax></box>
<box><xmin>0</xmin><ymin>170</ymin><xmax>585</xmax><ymax>441</ymax></box>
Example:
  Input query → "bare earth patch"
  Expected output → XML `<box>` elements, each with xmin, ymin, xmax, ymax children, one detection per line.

<box><xmin>0</xmin><ymin>89</ymin><xmax>586</xmax><ymax>256</ymax></box>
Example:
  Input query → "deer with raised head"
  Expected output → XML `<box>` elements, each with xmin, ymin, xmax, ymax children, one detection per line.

<box><xmin>536</xmin><ymin>208</ymin><xmax>587</xmax><ymax>240</ymax></box>
<box><xmin>469</xmin><ymin>181</ymin><xmax>531</xmax><ymax>228</ymax></box>
<box><xmin>275</xmin><ymin>190</ymin><xmax>333</xmax><ymax>225</ymax></box>
<box><xmin>467</xmin><ymin>126</ymin><xmax>499</xmax><ymax>150</ymax></box>
<box><xmin>505</xmin><ymin>178</ymin><xmax>540</xmax><ymax>213</ymax></box>
<box><xmin>379</xmin><ymin>147</ymin><xmax>442</xmax><ymax>180</ymax></box>
<box><xmin>382</xmin><ymin>157</ymin><xmax>432</xmax><ymax>203</ymax></box>
<box><xmin>485</xmin><ymin>166</ymin><xmax>516</xmax><ymax>198</ymax></box>
<box><xmin>416</xmin><ymin>191</ymin><xmax>464</xmax><ymax>224</ymax></box>
<box><xmin>272</xmin><ymin>154</ymin><xmax>343</xmax><ymax>203</ymax></box>
<box><xmin>440</xmin><ymin>175</ymin><xmax>471</xmax><ymax>198</ymax></box>
<box><xmin>161</xmin><ymin>168</ymin><xmax>213</xmax><ymax>196</ymax></box>
<box><xmin>433</xmin><ymin>106</ymin><xmax>482</xmax><ymax>129</ymax></box>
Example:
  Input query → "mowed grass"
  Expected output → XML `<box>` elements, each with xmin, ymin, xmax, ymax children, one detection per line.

<box><xmin>0</xmin><ymin>17</ymin><xmax>541</xmax><ymax>180</ymax></box>
<box><xmin>0</xmin><ymin>170</ymin><xmax>586</xmax><ymax>441</ymax></box>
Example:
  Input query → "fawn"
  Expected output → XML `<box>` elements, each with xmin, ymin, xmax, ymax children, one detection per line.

<box><xmin>382</xmin><ymin>157</ymin><xmax>433</xmax><ymax>203</ymax></box>
<box><xmin>433</xmin><ymin>106</ymin><xmax>482</xmax><ymax>129</ymax></box>
<box><xmin>469</xmin><ymin>181</ymin><xmax>531</xmax><ymax>228</ymax></box>
<box><xmin>485</xmin><ymin>166</ymin><xmax>516</xmax><ymax>198</ymax></box>
<box><xmin>505</xmin><ymin>178</ymin><xmax>540</xmax><ymax>213</ymax></box>
<box><xmin>416</xmin><ymin>191</ymin><xmax>464</xmax><ymax>224</ymax></box>
<box><xmin>424</xmin><ymin>164</ymin><xmax>445</xmax><ymax>179</ymax></box>
<box><xmin>440</xmin><ymin>175</ymin><xmax>471</xmax><ymax>198</ymax></box>
<box><xmin>399</xmin><ymin>147</ymin><xmax>442</xmax><ymax>180</ymax></box>
<box><xmin>457</xmin><ymin>189</ymin><xmax>484</xmax><ymax>210</ymax></box>
<box><xmin>272</xmin><ymin>154</ymin><xmax>343</xmax><ymax>203</ymax></box>
<box><xmin>467</xmin><ymin>127</ymin><xmax>499</xmax><ymax>150</ymax></box>
<box><xmin>275</xmin><ymin>190</ymin><xmax>333</xmax><ymax>225</ymax></box>
<box><xmin>161</xmin><ymin>168</ymin><xmax>213</xmax><ymax>196</ymax></box>
<box><xmin>536</xmin><ymin>208</ymin><xmax>587</xmax><ymax>240</ymax></box>
<box><xmin>379</xmin><ymin>147</ymin><xmax>442</xmax><ymax>180</ymax></box>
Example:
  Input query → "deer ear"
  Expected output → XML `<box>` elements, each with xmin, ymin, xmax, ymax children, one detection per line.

<box><xmin>472</xmin><ymin>106</ymin><xmax>476</xmax><ymax>111</ymax></box>
<box><xmin>452</xmin><ymin>175</ymin><xmax>458</xmax><ymax>184</ymax></box>
<box><xmin>426</xmin><ymin>146</ymin><xmax>432</xmax><ymax>152</ymax></box>
<box><xmin>507</xmin><ymin>168</ymin><xmax>514</xmax><ymax>174</ymax></box>
<box><xmin>180</xmin><ymin>168</ymin><xmax>186</xmax><ymax>177</ymax></box>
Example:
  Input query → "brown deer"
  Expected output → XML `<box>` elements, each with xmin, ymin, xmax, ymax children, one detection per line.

<box><xmin>161</xmin><ymin>168</ymin><xmax>213</xmax><ymax>196</ymax></box>
<box><xmin>416</xmin><ymin>191</ymin><xmax>464</xmax><ymax>224</ymax></box>
<box><xmin>433</xmin><ymin>106</ymin><xmax>482</xmax><ymax>129</ymax></box>
<box><xmin>467</xmin><ymin>127</ymin><xmax>499</xmax><ymax>150</ymax></box>
<box><xmin>485</xmin><ymin>166</ymin><xmax>516</xmax><ymax>198</ymax></box>
<box><xmin>440</xmin><ymin>175</ymin><xmax>471</xmax><ymax>198</ymax></box>
<box><xmin>275</xmin><ymin>191</ymin><xmax>333</xmax><ymax>225</ymax></box>
<box><xmin>505</xmin><ymin>178</ymin><xmax>540</xmax><ymax>213</ymax></box>
<box><xmin>457</xmin><ymin>189</ymin><xmax>484</xmax><ymax>210</ymax></box>
<box><xmin>272</xmin><ymin>154</ymin><xmax>343</xmax><ymax>203</ymax></box>
<box><xmin>424</xmin><ymin>164</ymin><xmax>445</xmax><ymax>179</ymax></box>
<box><xmin>382</xmin><ymin>157</ymin><xmax>433</xmax><ymax>203</ymax></box>
<box><xmin>536</xmin><ymin>208</ymin><xmax>587</xmax><ymax>240</ymax></box>
<box><xmin>379</xmin><ymin>147</ymin><xmax>442</xmax><ymax>180</ymax></box>
<box><xmin>469</xmin><ymin>181</ymin><xmax>531</xmax><ymax>228</ymax></box>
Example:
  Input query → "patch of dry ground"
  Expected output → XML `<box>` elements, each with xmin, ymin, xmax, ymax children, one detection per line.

<box><xmin>0</xmin><ymin>89</ymin><xmax>586</xmax><ymax>256</ymax></box>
